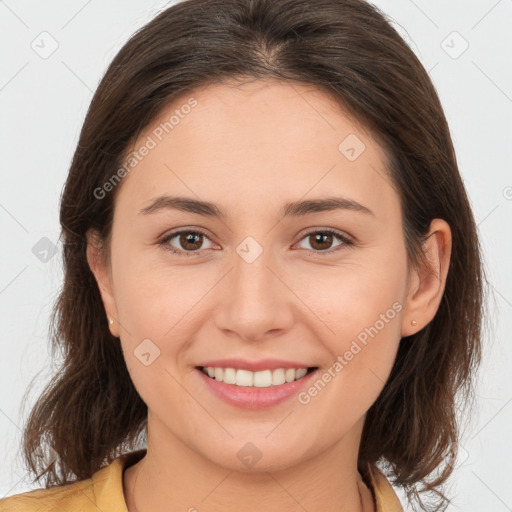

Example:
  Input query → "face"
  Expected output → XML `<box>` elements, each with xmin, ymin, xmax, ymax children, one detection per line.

<box><xmin>89</xmin><ymin>79</ymin><xmax>426</xmax><ymax>473</ymax></box>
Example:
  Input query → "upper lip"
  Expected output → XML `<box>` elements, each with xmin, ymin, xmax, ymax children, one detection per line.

<box><xmin>196</xmin><ymin>358</ymin><xmax>316</xmax><ymax>372</ymax></box>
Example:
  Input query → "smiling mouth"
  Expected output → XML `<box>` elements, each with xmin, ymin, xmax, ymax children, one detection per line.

<box><xmin>196</xmin><ymin>366</ymin><xmax>318</xmax><ymax>387</ymax></box>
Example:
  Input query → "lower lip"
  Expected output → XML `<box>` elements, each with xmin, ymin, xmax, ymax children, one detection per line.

<box><xmin>195</xmin><ymin>367</ymin><xmax>318</xmax><ymax>410</ymax></box>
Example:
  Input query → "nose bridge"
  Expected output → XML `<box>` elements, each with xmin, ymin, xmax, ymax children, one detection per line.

<box><xmin>231</xmin><ymin>234</ymin><xmax>277</xmax><ymax>304</ymax></box>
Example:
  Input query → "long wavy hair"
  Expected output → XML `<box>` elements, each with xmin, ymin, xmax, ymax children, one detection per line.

<box><xmin>18</xmin><ymin>0</ymin><xmax>484</xmax><ymax>510</ymax></box>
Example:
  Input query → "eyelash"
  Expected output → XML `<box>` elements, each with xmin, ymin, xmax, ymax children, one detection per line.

<box><xmin>158</xmin><ymin>228</ymin><xmax>354</xmax><ymax>257</ymax></box>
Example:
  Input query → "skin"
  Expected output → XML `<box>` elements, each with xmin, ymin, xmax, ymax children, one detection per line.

<box><xmin>87</xmin><ymin>78</ymin><xmax>451</xmax><ymax>512</ymax></box>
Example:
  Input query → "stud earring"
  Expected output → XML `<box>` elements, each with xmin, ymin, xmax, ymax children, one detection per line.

<box><xmin>411</xmin><ymin>320</ymin><xmax>417</xmax><ymax>326</ymax></box>
<box><xmin>108</xmin><ymin>317</ymin><xmax>114</xmax><ymax>325</ymax></box>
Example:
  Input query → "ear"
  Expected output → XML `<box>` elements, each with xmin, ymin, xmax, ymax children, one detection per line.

<box><xmin>401</xmin><ymin>218</ymin><xmax>452</xmax><ymax>337</ymax></box>
<box><xmin>86</xmin><ymin>229</ymin><xmax>120</xmax><ymax>337</ymax></box>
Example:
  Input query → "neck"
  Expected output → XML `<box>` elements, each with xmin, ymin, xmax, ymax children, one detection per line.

<box><xmin>123</xmin><ymin>416</ymin><xmax>374</xmax><ymax>512</ymax></box>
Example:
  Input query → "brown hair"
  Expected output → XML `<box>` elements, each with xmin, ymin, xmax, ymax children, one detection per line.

<box><xmin>19</xmin><ymin>0</ymin><xmax>484</xmax><ymax>509</ymax></box>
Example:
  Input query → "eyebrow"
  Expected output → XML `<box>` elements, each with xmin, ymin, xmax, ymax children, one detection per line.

<box><xmin>139</xmin><ymin>195</ymin><xmax>374</xmax><ymax>218</ymax></box>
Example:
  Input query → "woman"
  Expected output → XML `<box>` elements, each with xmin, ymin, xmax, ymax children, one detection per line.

<box><xmin>0</xmin><ymin>0</ymin><xmax>484</xmax><ymax>510</ymax></box>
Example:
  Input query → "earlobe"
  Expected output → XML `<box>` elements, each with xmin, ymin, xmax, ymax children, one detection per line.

<box><xmin>86</xmin><ymin>229</ymin><xmax>120</xmax><ymax>337</ymax></box>
<box><xmin>401</xmin><ymin>219</ymin><xmax>452</xmax><ymax>337</ymax></box>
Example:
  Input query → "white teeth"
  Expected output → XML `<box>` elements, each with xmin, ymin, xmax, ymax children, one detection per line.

<box><xmin>285</xmin><ymin>368</ymin><xmax>295</xmax><ymax>382</ymax></box>
<box><xmin>253</xmin><ymin>369</ymin><xmax>272</xmax><ymax>388</ymax></box>
<box><xmin>236</xmin><ymin>369</ymin><xmax>253</xmax><ymax>387</ymax></box>
<box><xmin>223</xmin><ymin>367</ymin><xmax>236</xmax><ymax>384</ymax></box>
<box><xmin>201</xmin><ymin>366</ymin><xmax>311</xmax><ymax>387</ymax></box>
<box><xmin>271</xmin><ymin>368</ymin><xmax>285</xmax><ymax>385</ymax></box>
<box><xmin>295</xmin><ymin>368</ymin><xmax>308</xmax><ymax>379</ymax></box>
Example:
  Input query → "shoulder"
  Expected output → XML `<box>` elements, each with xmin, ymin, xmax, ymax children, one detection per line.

<box><xmin>0</xmin><ymin>449</ymin><xmax>146</xmax><ymax>512</ymax></box>
<box><xmin>0</xmin><ymin>477</ymin><xmax>95</xmax><ymax>512</ymax></box>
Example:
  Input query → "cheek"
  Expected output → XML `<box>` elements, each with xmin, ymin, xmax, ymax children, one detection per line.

<box><xmin>289</xmin><ymin>247</ymin><xmax>407</xmax><ymax>338</ymax></box>
<box><xmin>112</xmin><ymin>244</ymin><xmax>215</xmax><ymax>339</ymax></box>
<box><xmin>292</xmin><ymin>252</ymin><xmax>405</xmax><ymax>405</ymax></box>
<box><xmin>296</xmin><ymin>291</ymin><xmax>403</xmax><ymax>428</ymax></box>
<box><xmin>111</xmin><ymin>254</ymin><xmax>207</xmax><ymax>407</ymax></box>
<box><xmin>113</xmin><ymin>237</ymin><xmax>407</xmax><ymax>348</ymax></box>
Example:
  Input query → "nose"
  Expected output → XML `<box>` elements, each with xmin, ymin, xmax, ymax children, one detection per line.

<box><xmin>213</xmin><ymin>239</ymin><xmax>295</xmax><ymax>342</ymax></box>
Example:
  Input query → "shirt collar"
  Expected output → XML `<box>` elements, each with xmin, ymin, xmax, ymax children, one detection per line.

<box><xmin>93</xmin><ymin>449</ymin><xmax>402</xmax><ymax>512</ymax></box>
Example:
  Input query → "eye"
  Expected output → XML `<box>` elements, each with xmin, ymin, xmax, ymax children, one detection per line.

<box><xmin>159</xmin><ymin>229</ymin><xmax>214</xmax><ymax>256</ymax></box>
<box><xmin>159</xmin><ymin>227</ymin><xmax>353</xmax><ymax>257</ymax></box>
<box><xmin>295</xmin><ymin>229</ymin><xmax>353</xmax><ymax>254</ymax></box>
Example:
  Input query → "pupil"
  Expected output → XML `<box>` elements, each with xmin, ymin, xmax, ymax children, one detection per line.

<box><xmin>312</xmin><ymin>233</ymin><xmax>332</xmax><ymax>250</ymax></box>
<box><xmin>181</xmin><ymin>232</ymin><xmax>202</xmax><ymax>250</ymax></box>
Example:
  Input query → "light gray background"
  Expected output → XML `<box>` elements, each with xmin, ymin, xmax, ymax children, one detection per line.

<box><xmin>1</xmin><ymin>1</ymin><xmax>511</xmax><ymax>510</ymax></box>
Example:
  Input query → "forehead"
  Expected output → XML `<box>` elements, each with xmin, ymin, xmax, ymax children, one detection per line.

<box><xmin>115</xmin><ymin>78</ymin><xmax>398</xmax><ymax>222</ymax></box>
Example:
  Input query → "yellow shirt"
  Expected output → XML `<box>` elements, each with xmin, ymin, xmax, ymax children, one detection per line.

<box><xmin>0</xmin><ymin>449</ymin><xmax>403</xmax><ymax>511</ymax></box>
